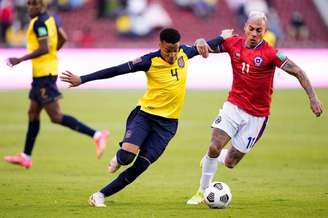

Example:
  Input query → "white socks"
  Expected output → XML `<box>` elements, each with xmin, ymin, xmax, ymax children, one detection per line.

<box><xmin>217</xmin><ymin>149</ymin><xmax>228</xmax><ymax>164</ymax></box>
<box><xmin>21</xmin><ymin>153</ymin><xmax>31</xmax><ymax>160</ymax></box>
<box><xmin>93</xmin><ymin>131</ymin><xmax>101</xmax><ymax>140</ymax></box>
<box><xmin>199</xmin><ymin>149</ymin><xmax>228</xmax><ymax>192</ymax></box>
<box><xmin>199</xmin><ymin>155</ymin><xmax>218</xmax><ymax>192</ymax></box>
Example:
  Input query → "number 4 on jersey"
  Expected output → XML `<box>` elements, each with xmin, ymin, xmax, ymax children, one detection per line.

<box><xmin>171</xmin><ymin>68</ymin><xmax>179</xmax><ymax>80</ymax></box>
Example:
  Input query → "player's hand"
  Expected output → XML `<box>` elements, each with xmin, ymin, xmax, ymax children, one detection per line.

<box><xmin>6</xmin><ymin>57</ymin><xmax>21</xmax><ymax>67</ymax></box>
<box><xmin>220</xmin><ymin>29</ymin><xmax>235</xmax><ymax>40</ymax></box>
<box><xmin>195</xmin><ymin>38</ymin><xmax>214</xmax><ymax>58</ymax></box>
<box><xmin>309</xmin><ymin>96</ymin><xmax>323</xmax><ymax>117</ymax></box>
<box><xmin>60</xmin><ymin>71</ymin><xmax>82</xmax><ymax>87</ymax></box>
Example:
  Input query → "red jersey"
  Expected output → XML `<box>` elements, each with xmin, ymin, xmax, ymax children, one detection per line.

<box><xmin>219</xmin><ymin>36</ymin><xmax>288</xmax><ymax>116</ymax></box>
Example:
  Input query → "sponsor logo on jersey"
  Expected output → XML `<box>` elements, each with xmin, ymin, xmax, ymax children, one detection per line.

<box><xmin>276</xmin><ymin>51</ymin><xmax>286</xmax><ymax>61</ymax></box>
<box><xmin>215</xmin><ymin>116</ymin><xmax>222</xmax><ymax>124</ymax></box>
<box><xmin>253</xmin><ymin>56</ymin><xmax>263</xmax><ymax>66</ymax></box>
<box><xmin>178</xmin><ymin>56</ymin><xmax>185</xmax><ymax>68</ymax></box>
<box><xmin>37</xmin><ymin>27</ymin><xmax>48</xmax><ymax>37</ymax></box>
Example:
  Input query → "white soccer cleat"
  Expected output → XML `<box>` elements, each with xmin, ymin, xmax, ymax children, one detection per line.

<box><xmin>108</xmin><ymin>155</ymin><xmax>121</xmax><ymax>173</ymax></box>
<box><xmin>88</xmin><ymin>192</ymin><xmax>106</xmax><ymax>208</ymax></box>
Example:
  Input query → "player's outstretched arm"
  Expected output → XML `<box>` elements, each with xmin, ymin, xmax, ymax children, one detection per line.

<box><xmin>60</xmin><ymin>71</ymin><xmax>82</xmax><ymax>87</ymax></box>
<box><xmin>195</xmin><ymin>29</ymin><xmax>235</xmax><ymax>58</ymax></box>
<box><xmin>6</xmin><ymin>38</ymin><xmax>49</xmax><ymax>67</ymax></box>
<box><xmin>281</xmin><ymin>59</ymin><xmax>324</xmax><ymax>117</ymax></box>
<box><xmin>60</xmin><ymin>61</ymin><xmax>141</xmax><ymax>87</ymax></box>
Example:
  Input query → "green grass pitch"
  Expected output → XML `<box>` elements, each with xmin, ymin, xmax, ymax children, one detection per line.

<box><xmin>0</xmin><ymin>89</ymin><xmax>327</xmax><ymax>218</ymax></box>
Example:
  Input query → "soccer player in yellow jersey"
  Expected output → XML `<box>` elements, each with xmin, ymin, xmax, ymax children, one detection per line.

<box><xmin>61</xmin><ymin>28</ymin><xmax>233</xmax><ymax>207</ymax></box>
<box><xmin>4</xmin><ymin>0</ymin><xmax>109</xmax><ymax>169</ymax></box>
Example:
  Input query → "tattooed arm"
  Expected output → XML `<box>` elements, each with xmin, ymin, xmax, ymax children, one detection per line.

<box><xmin>281</xmin><ymin>59</ymin><xmax>323</xmax><ymax>117</ymax></box>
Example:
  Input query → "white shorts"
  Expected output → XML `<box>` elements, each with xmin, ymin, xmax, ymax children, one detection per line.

<box><xmin>211</xmin><ymin>101</ymin><xmax>268</xmax><ymax>153</ymax></box>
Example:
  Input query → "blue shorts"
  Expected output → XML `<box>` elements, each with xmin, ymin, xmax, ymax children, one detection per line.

<box><xmin>29</xmin><ymin>75</ymin><xmax>62</xmax><ymax>106</ymax></box>
<box><xmin>121</xmin><ymin>106</ymin><xmax>178</xmax><ymax>163</ymax></box>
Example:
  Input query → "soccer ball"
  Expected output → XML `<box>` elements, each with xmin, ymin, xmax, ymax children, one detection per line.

<box><xmin>204</xmin><ymin>181</ymin><xmax>232</xmax><ymax>209</ymax></box>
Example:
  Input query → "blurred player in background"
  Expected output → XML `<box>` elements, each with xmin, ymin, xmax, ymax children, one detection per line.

<box><xmin>4</xmin><ymin>0</ymin><xmax>109</xmax><ymax>169</ymax></box>
<box><xmin>187</xmin><ymin>11</ymin><xmax>323</xmax><ymax>205</ymax></box>
<box><xmin>61</xmin><ymin>28</ymin><xmax>234</xmax><ymax>207</ymax></box>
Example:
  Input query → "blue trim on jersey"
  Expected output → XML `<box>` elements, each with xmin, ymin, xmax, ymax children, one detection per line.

<box><xmin>33</xmin><ymin>12</ymin><xmax>49</xmax><ymax>38</ymax></box>
<box><xmin>80</xmin><ymin>51</ymin><xmax>161</xmax><ymax>83</ymax></box>
<box><xmin>255</xmin><ymin>40</ymin><xmax>265</xmax><ymax>49</ymax></box>
<box><xmin>53</xmin><ymin>14</ymin><xmax>62</xmax><ymax>28</ymax></box>
<box><xmin>180</xmin><ymin>45</ymin><xmax>199</xmax><ymax>58</ymax></box>
<box><xmin>207</xmin><ymin>36</ymin><xmax>224</xmax><ymax>53</ymax></box>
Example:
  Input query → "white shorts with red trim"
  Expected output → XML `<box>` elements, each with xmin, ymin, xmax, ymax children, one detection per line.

<box><xmin>211</xmin><ymin>101</ymin><xmax>268</xmax><ymax>153</ymax></box>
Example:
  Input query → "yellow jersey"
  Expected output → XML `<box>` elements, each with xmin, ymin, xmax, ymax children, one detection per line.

<box><xmin>135</xmin><ymin>45</ymin><xmax>198</xmax><ymax>119</ymax></box>
<box><xmin>26</xmin><ymin>12</ymin><xmax>59</xmax><ymax>78</ymax></box>
<box><xmin>80</xmin><ymin>45</ymin><xmax>199</xmax><ymax>119</ymax></box>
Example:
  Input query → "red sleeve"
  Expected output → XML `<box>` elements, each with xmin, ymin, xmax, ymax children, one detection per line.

<box><xmin>221</xmin><ymin>37</ymin><xmax>233</xmax><ymax>53</ymax></box>
<box><xmin>270</xmin><ymin>48</ymin><xmax>288</xmax><ymax>68</ymax></box>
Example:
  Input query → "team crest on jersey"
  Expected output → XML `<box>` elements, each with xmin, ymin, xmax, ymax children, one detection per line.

<box><xmin>178</xmin><ymin>56</ymin><xmax>185</xmax><ymax>68</ymax></box>
<box><xmin>253</xmin><ymin>56</ymin><xmax>263</xmax><ymax>66</ymax></box>
<box><xmin>125</xmin><ymin>130</ymin><xmax>132</xmax><ymax>139</ymax></box>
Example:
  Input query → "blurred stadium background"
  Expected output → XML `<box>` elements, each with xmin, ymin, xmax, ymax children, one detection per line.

<box><xmin>1</xmin><ymin>1</ymin><xmax>328</xmax><ymax>217</ymax></box>
<box><xmin>1</xmin><ymin>0</ymin><xmax>328</xmax><ymax>90</ymax></box>
<box><xmin>0</xmin><ymin>0</ymin><xmax>328</xmax><ymax>48</ymax></box>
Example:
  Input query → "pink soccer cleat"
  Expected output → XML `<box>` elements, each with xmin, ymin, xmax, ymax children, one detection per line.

<box><xmin>4</xmin><ymin>153</ymin><xmax>32</xmax><ymax>169</ymax></box>
<box><xmin>94</xmin><ymin>130</ymin><xmax>109</xmax><ymax>159</ymax></box>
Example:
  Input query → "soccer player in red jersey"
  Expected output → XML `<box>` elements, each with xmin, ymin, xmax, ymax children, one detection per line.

<box><xmin>187</xmin><ymin>11</ymin><xmax>323</xmax><ymax>205</ymax></box>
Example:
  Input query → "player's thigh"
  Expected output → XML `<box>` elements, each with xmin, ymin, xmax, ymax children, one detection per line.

<box><xmin>232</xmin><ymin>116</ymin><xmax>268</xmax><ymax>153</ymax></box>
<box><xmin>210</xmin><ymin>102</ymin><xmax>241</xmax><ymax>149</ymax></box>
<box><xmin>120</xmin><ymin>107</ymin><xmax>152</xmax><ymax>150</ymax></box>
<box><xmin>44</xmin><ymin>100</ymin><xmax>62</xmax><ymax>118</ymax></box>
<box><xmin>139</xmin><ymin>119</ymin><xmax>178</xmax><ymax>163</ymax></box>
<box><xmin>210</xmin><ymin>127</ymin><xmax>231</xmax><ymax>149</ymax></box>
<box><xmin>29</xmin><ymin>77</ymin><xmax>62</xmax><ymax>106</ymax></box>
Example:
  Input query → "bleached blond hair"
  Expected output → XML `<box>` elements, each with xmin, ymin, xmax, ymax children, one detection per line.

<box><xmin>247</xmin><ymin>11</ymin><xmax>267</xmax><ymax>24</ymax></box>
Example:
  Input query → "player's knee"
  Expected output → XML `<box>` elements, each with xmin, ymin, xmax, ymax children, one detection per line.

<box><xmin>208</xmin><ymin>144</ymin><xmax>221</xmax><ymax>157</ymax></box>
<box><xmin>28</xmin><ymin>109</ymin><xmax>39</xmax><ymax>120</ymax></box>
<box><xmin>116</xmin><ymin>149</ymin><xmax>136</xmax><ymax>165</ymax></box>
<box><xmin>49</xmin><ymin>113</ymin><xmax>63</xmax><ymax>124</ymax></box>
<box><xmin>224</xmin><ymin>158</ymin><xmax>237</xmax><ymax>169</ymax></box>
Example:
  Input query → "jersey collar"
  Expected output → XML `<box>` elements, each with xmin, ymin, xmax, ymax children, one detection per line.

<box><xmin>255</xmin><ymin>40</ymin><xmax>264</xmax><ymax>48</ymax></box>
<box><xmin>245</xmin><ymin>39</ymin><xmax>265</xmax><ymax>49</ymax></box>
<box><xmin>38</xmin><ymin>11</ymin><xmax>49</xmax><ymax>20</ymax></box>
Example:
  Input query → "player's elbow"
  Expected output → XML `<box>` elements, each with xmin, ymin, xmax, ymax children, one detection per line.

<box><xmin>39</xmin><ymin>46</ymin><xmax>49</xmax><ymax>55</ymax></box>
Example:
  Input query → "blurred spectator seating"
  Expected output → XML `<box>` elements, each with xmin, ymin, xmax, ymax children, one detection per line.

<box><xmin>72</xmin><ymin>26</ymin><xmax>96</xmax><ymax>47</ymax></box>
<box><xmin>5</xmin><ymin>20</ymin><xmax>26</xmax><ymax>47</ymax></box>
<box><xmin>116</xmin><ymin>0</ymin><xmax>172</xmax><ymax>37</ymax></box>
<box><xmin>287</xmin><ymin>11</ymin><xmax>309</xmax><ymax>41</ymax></box>
<box><xmin>175</xmin><ymin>0</ymin><xmax>218</xmax><ymax>18</ymax></box>
<box><xmin>2</xmin><ymin>0</ymin><xmax>328</xmax><ymax>48</ymax></box>
<box><xmin>0</xmin><ymin>0</ymin><xmax>14</xmax><ymax>44</ymax></box>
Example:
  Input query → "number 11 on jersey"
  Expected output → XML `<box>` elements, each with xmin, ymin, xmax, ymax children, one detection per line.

<box><xmin>242</xmin><ymin>62</ymin><xmax>250</xmax><ymax>74</ymax></box>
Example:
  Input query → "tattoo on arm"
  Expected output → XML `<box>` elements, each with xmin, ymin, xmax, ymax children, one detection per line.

<box><xmin>282</xmin><ymin>59</ymin><xmax>316</xmax><ymax>99</ymax></box>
